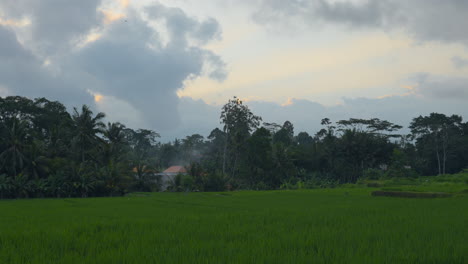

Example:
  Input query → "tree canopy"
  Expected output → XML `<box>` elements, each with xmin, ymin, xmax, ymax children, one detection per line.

<box><xmin>1</xmin><ymin>95</ymin><xmax>467</xmax><ymax>198</ymax></box>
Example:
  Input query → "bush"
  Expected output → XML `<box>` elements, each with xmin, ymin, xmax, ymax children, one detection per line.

<box><xmin>371</xmin><ymin>190</ymin><xmax>452</xmax><ymax>198</ymax></box>
<box><xmin>204</xmin><ymin>173</ymin><xmax>226</xmax><ymax>192</ymax></box>
<box><xmin>385</xmin><ymin>167</ymin><xmax>419</xmax><ymax>179</ymax></box>
<box><xmin>280</xmin><ymin>174</ymin><xmax>339</xmax><ymax>190</ymax></box>
<box><xmin>362</xmin><ymin>168</ymin><xmax>384</xmax><ymax>180</ymax></box>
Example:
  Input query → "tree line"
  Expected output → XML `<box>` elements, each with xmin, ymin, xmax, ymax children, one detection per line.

<box><xmin>1</xmin><ymin>96</ymin><xmax>467</xmax><ymax>198</ymax></box>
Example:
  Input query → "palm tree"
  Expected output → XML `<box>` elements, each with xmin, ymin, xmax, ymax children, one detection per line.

<box><xmin>48</xmin><ymin>171</ymin><xmax>70</xmax><ymax>198</ymax></box>
<box><xmin>0</xmin><ymin>174</ymin><xmax>13</xmax><ymax>198</ymax></box>
<box><xmin>71</xmin><ymin>161</ymin><xmax>97</xmax><ymax>198</ymax></box>
<box><xmin>0</xmin><ymin>118</ymin><xmax>30</xmax><ymax>177</ymax></box>
<box><xmin>103</xmin><ymin>122</ymin><xmax>127</xmax><ymax>163</ymax></box>
<box><xmin>71</xmin><ymin>105</ymin><xmax>106</xmax><ymax>162</ymax></box>
<box><xmin>12</xmin><ymin>173</ymin><xmax>33</xmax><ymax>198</ymax></box>
<box><xmin>99</xmin><ymin>160</ymin><xmax>130</xmax><ymax>196</ymax></box>
<box><xmin>25</xmin><ymin>140</ymin><xmax>49</xmax><ymax>180</ymax></box>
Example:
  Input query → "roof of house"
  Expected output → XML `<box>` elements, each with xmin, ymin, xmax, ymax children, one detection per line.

<box><xmin>132</xmin><ymin>166</ymin><xmax>157</xmax><ymax>173</ymax></box>
<box><xmin>163</xmin><ymin>166</ymin><xmax>187</xmax><ymax>173</ymax></box>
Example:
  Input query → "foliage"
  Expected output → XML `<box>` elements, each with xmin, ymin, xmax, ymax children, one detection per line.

<box><xmin>1</xmin><ymin>95</ymin><xmax>468</xmax><ymax>198</ymax></box>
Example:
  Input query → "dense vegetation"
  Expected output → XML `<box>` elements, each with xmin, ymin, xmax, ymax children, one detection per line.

<box><xmin>1</xmin><ymin>95</ymin><xmax>467</xmax><ymax>198</ymax></box>
<box><xmin>0</xmin><ymin>174</ymin><xmax>466</xmax><ymax>263</ymax></box>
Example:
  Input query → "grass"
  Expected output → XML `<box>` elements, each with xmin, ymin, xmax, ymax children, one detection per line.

<box><xmin>1</xmin><ymin>186</ymin><xmax>467</xmax><ymax>263</ymax></box>
<box><xmin>361</xmin><ymin>172</ymin><xmax>468</xmax><ymax>194</ymax></box>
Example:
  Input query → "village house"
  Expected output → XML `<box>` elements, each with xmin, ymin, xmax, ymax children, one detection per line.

<box><xmin>157</xmin><ymin>166</ymin><xmax>188</xmax><ymax>191</ymax></box>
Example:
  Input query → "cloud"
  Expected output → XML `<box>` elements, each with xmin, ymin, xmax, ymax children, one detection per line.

<box><xmin>409</xmin><ymin>73</ymin><xmax>468</xmax><ymax>100</ymax></box>
<box><xmin>0</xmin><ymin>0</ymin><xmax>104</xmax><ymax>55</ymax></box>
<box><xmin>93</xmin><ymin>94</ymin><xmax>145</xmax><ymax>129</ymax></box>
<box><xmin>145</xmin><ymin>4</ymin><xmax>222</xmax><ymax>46</ymax></box>
<box><xmin>452</xmin><ymin>56</ymin><xmax>468</xmax><ymax>69</ymax></box>
<box><xmin>0</xmin><ymin>2</ymin><xmax>226</xmax><ymax>132</ymax></box>
<box><xmin>253</xmin><ymin>0</ymin><xmax>468</xmax><ymax>45</ymax></box>
<box><xmin>0</xmin><ymin>25</ymin><xmax>93</xmax><ymax>106</ymax></box>
<box><xmin>69</xmin><ymin>7</ymin><xmax>225</xmax><ymax>130</ymax></box>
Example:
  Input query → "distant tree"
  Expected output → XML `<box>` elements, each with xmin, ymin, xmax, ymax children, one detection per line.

<box><xmin>245</xmin><ymin>127</ymin><xmax>274</xmax><ymax>187</ymax></box>
<box><xmin>71</xmin><ymin>105</ymin><xmax>105</xmax><ymax>162</ymax></box>
<box><xmin>295</xmin><ymin>132</ymin><xmax>313</xmax><ymax>146</ymax></box>
<box><xmin>263</xmin><ymin>122</ymin><xmax>282</xmax><ymax>135</ymax></box>
<box><xmin>273</xmin><ymin>121</ymin><xmax>294</xmax><ymax>146</ymax></box>
<box><xmin>220</xmin><ymin>96</ymin><xmax>261</xmax><ymax>177</ymax></box>
<box><xmin>0</xmin><ymin>118</ymin><xmax>30</xmax><ymax>177</ymax></box>
<box><xmin>181</xmin><ymin>134</ymin><xmax>205</xmax><ymax>163</ymax></box>
<box><xmin>337</xmin><ymin>118</ymin><xmax>402</xmax><ymax>138</ymax></box>
<box><xmin>102</xmin><ymin>122</ymin><xmax>128</xmax><ymax>163</ymax></box>
<box><xmin>410</xmin><ymin>113</ymin><xmax>463</xmax><ymax>175</ymax></box>
<box><xmin>204</xmin><ymin>128</ymin><xmax>226</xmax><ymax>173</ymax></box>
<box><xmin>126</xmin><ymin>128</ymin><xmax>160</xmax><ymax>185</ymax></box>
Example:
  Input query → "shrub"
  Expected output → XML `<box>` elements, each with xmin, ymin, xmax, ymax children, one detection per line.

<box><xmin>203</xmin><ymin>173</ymin><xmax>226</xmax><ymax>192</ymax></box>
<box><xmin>371</xmin><ymin>190</ymin><xmax>452</xmax><ymax>198</ymax></box>
<box><xmin>362</xmin><ymin>168</ymin><xmax>384</xmax><ymax>180</ymax></box>
<box><xmin>385</xmin><ymin>167</ymin><xmax>419</xmax><ymax>179</ymax></box>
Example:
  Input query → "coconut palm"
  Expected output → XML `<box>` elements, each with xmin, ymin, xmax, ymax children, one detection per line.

<box><xmin>71</xmin><ymin>161</ymin><xmax>97</xmax><ymax>198</ymax></box>
<box><xmin>71</xmin><ymin>105</ymin><xmax>106</xmax><ymax>162</ymax></box>
<box><xmin>102</xmin><ymin>122</ymin><xmax>127</xmax><ymax>163</ymax></box>
<box><xmin>99</xmin><ymin>160</ymin><xmax>130</xmax><ymax>196</ymax></box>
<box><xmin>0</xmin><ymin>174</ymin><xmax>13</xmax><ymax>198</ymax></box>
<box><xmin>0</xmin><ymin>118</ymin><xmax>30</xmax><ymax>177</ymax></box>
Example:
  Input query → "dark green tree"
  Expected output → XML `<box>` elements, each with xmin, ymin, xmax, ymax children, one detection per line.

<box><xmin>220</xmin><ymin>96</ymin><xmax>261</xmax><ymax>178</ymax></box>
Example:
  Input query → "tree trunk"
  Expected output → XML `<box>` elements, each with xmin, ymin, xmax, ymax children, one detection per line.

<box><xmin>434</xmin><ymin>135</ymin><xmax>441</xmax><ymax>175</ymax></box>
<box><xmin>442</xmin><ymin>128</ymin><xmax>448</xmax><ymax>175</ymax></box>
<box><xmin>442</xmin><ymin>147</ymin><xmax>447</xmax><ymax>175</ymax></box>
<box><xmin>232</xmin><ymin>152</ymin><xmax>239</xmax><ymax>179</ymax></box>
<box><xmin>222</xmin><ymin>136</ymin><xmax>227</xmax><ymax>176</ymax></box>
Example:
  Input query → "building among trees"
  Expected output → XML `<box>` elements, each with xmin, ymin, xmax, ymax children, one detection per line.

<box><xmin>157</xmin><ymin>166</ymin><xmax>188</xmax><ymax>191</ymax></box>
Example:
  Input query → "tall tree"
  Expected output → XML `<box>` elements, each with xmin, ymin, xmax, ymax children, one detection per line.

<box><xmin>220</xmin><ymin>96</ymin><xmax>261</xmax><ymax>177</ymax></box>
<box><xmin>273</xmin><ymin>121</ymin><xmax>294</xmax><ymax>146</ymax></box>
<box><xmin>410</xmin><ymin>113</ymin><xmax>463</xmax><ymax>175</ymax></box>
<box><xmin>0</xmin><ymin>118</ymin><xmax>30</xmax><ymax>177</ymax></box>
<box><xmin>71</xmin><ymin>105</ymin><xmax>106</xmax><ymax>162</ymax></box>
<box><xmin>245</xmin><ymin>127</ymin><xmax>273</xmax><ymax>187</ymax></box>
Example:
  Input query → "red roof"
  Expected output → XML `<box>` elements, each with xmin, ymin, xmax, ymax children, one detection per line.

<box><xmin>163</xmin><ymin>166</ymin><xmax>187</xmax><ymax>173</ymax></box>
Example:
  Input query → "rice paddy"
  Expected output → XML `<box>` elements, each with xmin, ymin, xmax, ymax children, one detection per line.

<box><xmin>0</xmin><ymin>188</ymin><xmax>467</xmax><ymax>263</ymax></box>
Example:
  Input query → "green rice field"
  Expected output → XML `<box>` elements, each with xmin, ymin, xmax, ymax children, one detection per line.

<box><xmin>1</xmin><ymin>188</ymin><xmax>467</xmax><ymax>263</ymax></box>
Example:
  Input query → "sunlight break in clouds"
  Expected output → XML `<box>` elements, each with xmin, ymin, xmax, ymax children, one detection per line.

<box><xmin>282</xmin><ymin>98</ymin><xmax>294</xmax><ymax>107</ymax></box>
<box><xmin>94</xmin><ymin>94</ymin><xmax>104</xmax><ymax>103</ymax></box>
<box><xmin>0</xmin><ymin>17</ymin><xmax>31</xmax><ymax>27</ymax></box>
<box><xmin>120</xmin><ymin>0</ymin><xmax>130</xmax><ymax>8</ymax></box>
<box><xmin>101</xmin><ymin>9</ymin><xmax>126</xmax><ymax>25</ymax></box>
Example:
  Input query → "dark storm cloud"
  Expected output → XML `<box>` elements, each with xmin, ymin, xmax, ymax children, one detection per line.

<box><xmin>0</xmin><ymin>0</ymin><xmax>103</xmax><ymax>54</ymax></box>
<box><xmin>411</xmin><ymin>73</ymin><xmax>468</xmax><ymax>100</ymax></box>
<box><xmin>254</xmin><ymin>0</ymin><xmax>395</xmax><ymax>28</ymax></box>
<box><xmin>452</xmin><ymin>56</ymin><xmax>468</xmax><ymax>69</ymax></box>
<box><xmin>144</xmin><ymin>4</ymin><xmax>227</xmax><ymax>81</ymax></box>
<box><xmin>0</xmin><ymin>2</ymin><xmax>226</xmax><ymax>131</ymax></box>
<box><xmin>145</xmin><ymin>4</ymin><xmax>222</xmax><ymax>46</ymax></box>
<box><xmin>69</xmin><ymin>6</ymin><xmax>226</xmax><ymax>130</ymax></box>
<box><xmin>0</xmin><ymin>25</ymin><xmax>93</xmax><ymax>106</ymax></box>
<box><xmin>253</xmin><ymin>0</ymin><xmax>468</xmax><ymax>45</ymax></box>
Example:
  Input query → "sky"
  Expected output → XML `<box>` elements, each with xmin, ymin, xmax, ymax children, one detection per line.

<box><xmin>0</xmin><ymin>0</ymin><xmax>467</xmax><ymax>141</ymax></box>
